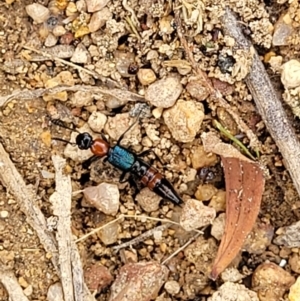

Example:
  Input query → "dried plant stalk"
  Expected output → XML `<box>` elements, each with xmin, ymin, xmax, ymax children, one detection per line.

<box><xmin>0</xmin><ymin>143</ymin><xmax>96</xmax><ymax>301</ymax></box>
<box><xmin>222</xmin><ymin>7</ymin><xmax>300</xmax><ymax>197</ymax></box>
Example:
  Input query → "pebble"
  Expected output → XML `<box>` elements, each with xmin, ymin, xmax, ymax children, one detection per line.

<box><xmin>186</xmin><ymin>79</ymin><xmax>210</xmax><ymax>101</ymax></box>
<box><xmin>289</xmin><ymin>253</ymin><xmax>300</xmax><ymax>274</ymax></box>
<box><xmin>221</xmin><ymin>267</ymin><xmax>244</xmax><ymax>283</ymax></box>
<box><xmin>137</xmin><ymin>69</ymin><xmax>157</xmax><ymax>85</ymax></box>
<box><xmin>211</xmin><ymin>213</ymin><xmax>225</xmax><ymax>240</ymax></box>
<box><xmin>3</xmin><ymin>59</ymin><xmax>29</xmax><ymax>75</ymax></box>
<box><xmin>44</xmin><ymin>33</ymin><xmax>58</xmax><ymax>47</ymax></box>
<box><xmin>43</xmin><ymin>45</ymin><xmax>75</xmax><ymax>59</ymax></box>
<box><xmin>159</xmin><ymin>16</ymin><xmax>174</xmax><ymax>35</ymax></box>
<box><xmin>70</xmin><ymin>91</ymin><xmax>93</xmax><ymax>107</ymax></box>
<box><xmin>163</xmin><ymin>99</ymin><xmax>204</xmax><ymax>143</ymax></box>
<box><xmin>274</xmin><ymin>220</ymin><xmax>300</xmax><ymax>247</ymax></box>
<box><xmin>23</xmin><ymin>285</ymin><xmax>33</xmax><ymax>296</ymax></box>
<box><xmin>89</xmin><ymin>7</ymin><xmax>112</xmax><ymax>32</ymax></box>
<box><xmin>209</xmin><ymin>190</ymin><xmax>226</xmax><ymax>212</ymax></box>
<box><xmin>135</xmin><ymin>188</ymin><xmax>162</xmax><ymax>212</ymax></box>
<box><xmin>44</xmin><ymin>71</ymin><xmax>74</xmax><ymax>101</ymax></box>
<box><xmin>272</xmin><ymin>13</ymin><xmax>294</xmax><ymax>46</ymax></box>
<box><xmin>211</xmin><ymin>282</ymin><xmax>259</xmax><ymax>301</ymax></box>
<box><xmin>164</xmin><ymin>280</ymin><xmax>180</xmax><ymax>295</ymax></box>
<box><xmin>83</xmin><ymin>183</ymin><xmax>119</xmax><ymax>215</ymax></box>
<box><xmin>18</xmin><ymin>276</ymin><xmax>28</xmax><ymax>288</ymax></box>
<box><xmin>109</xmin><ymin>262</ymin><xmax>168</xmax><ymax>301</ymax></box>
<box><xmin>47</xmin><ymin>282</ymin><xmax>64</xmax><ymax>301</ymax></box>
<box><xmin>180</xmin><ymin>199</ymin><xmax>216</xmax><ymax>232</ymax></box>
<box><xmin>65</xmin><ymin>2</ymin><xmax>77</xmax><ymax>16</ymax></box>
<box><xmin>281</xmin><ymin>59</ymin><xmax>300</xmax><ymax>89</ymax></box>
<box><xmin>145</xmin><ymin>75</ymin><xmax>182</xmax><ymax>108</ymax></box>
<box><xmin>190</xmin><ymin>145</ymin><xmax>218</xmax><ymax>169</ymax></box>
<box><xmin>119</xmin><ymin>250</ymin><xmax>138</xmax><ymax>264</ymax></box>
<box><xmin>52</xmin><ymin>25</ymin><xmax>67</xmax><ymax>37</ymax></box>
<box><xmin>252</xmin><ymin>262</ymin><xmax>295</xmax><ymax>301</ymax></box>
<box><xmin>98</xmin><ymin>220</ymin><xmax>119</xmax><ymax>245</ymax></box>
<box><xmin>88</xmin><ymin>111</ymin><xmax>107</xmax><ymax>133</ymax></box>
<box><xmin>243</xmin><ymin>222</ymin><xmax>274</xmax><ymax>254</ymax></box>
<box><xmin>104</xmin><ymin>113</ymin><xmax>141</xmax><ymax>146</ymax></box>
<box><xmin>71</xmin><ymin>43</ymin><xmax>90</xmax><ymax>64</ymax></box>
<box><xmin>0</xmin><ymin>211</ymin><xmax>9</xmax><ymax>218</ymax></box>
<box><xmin>25</xmin><ymin>3</ymin><xmax>50</xmax><ymax>24</ymax></box>
<box><xmin>184</xmin><ymin>236</ymin><xmax>218</xmax><ymax>274</ymax></box>
<box><xmin>289</xmin><ymin>276</ymin><xmax>300</xmax><ymax>301</ymax></box>
<box><xmin>86</xmin><ymin>0</ymin><xmax>110</xmax><ymax>13</ymax></box>
<box><xmin>115</xmin><ymin>51</ymin><xmax>136</xmax><ymax>78</ymax></box>
<box><xmin>195</xmin><ymin>184</ymin><xmax>218</xmax><ymax>201</ymax></box>
<box><xmin>84</xmin><ymin>264</ymin><xmax>113</xmax><ymax>293</ymax></box>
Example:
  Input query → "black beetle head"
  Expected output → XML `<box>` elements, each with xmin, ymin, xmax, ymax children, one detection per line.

<box><xmin>76</xmin><ymin>132</ymin><xmax>93</xmax><ymax>150</ymax></box>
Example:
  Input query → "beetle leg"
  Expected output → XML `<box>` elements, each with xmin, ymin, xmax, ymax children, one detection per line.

<box><xmin>138</xmin><ymin>149</ymin><xmax>164</xmax><ymax>165</ymax></box>
<box><xmin>119</xmin><ymin>171</ymin><xmax>129</xmax><ymax>183</ymax></box>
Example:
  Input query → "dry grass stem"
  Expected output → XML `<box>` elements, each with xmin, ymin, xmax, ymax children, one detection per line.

<box><xmin>0</xmin><ymin>143</ymin><xmax>96</xmax><ymax>301</ymax></box>
<box><xmin>0</xmin><ymin>84</ymin><xmax>144</xmax><ymax>108</ymax></box>
<box><xmin>0</xmin><ymin>268</ymin><xmax>29</xmax><ymax>301</ymax></box>
<box><xmin>222</xmin><ymin>8</ymin><xmax>300</xmax><ymax>197</ymax></box>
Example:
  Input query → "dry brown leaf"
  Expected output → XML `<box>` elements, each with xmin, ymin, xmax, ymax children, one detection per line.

<box><xmin>202</xmin><ymin>132</ymin><xmax>265</xmax><ymax>280</ymax></box>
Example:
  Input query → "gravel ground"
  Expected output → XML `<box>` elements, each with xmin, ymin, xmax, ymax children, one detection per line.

<box><xmin>1</xmin><ymin>0</ymin><xmax>300</xmax><ymax>301</ymax></box>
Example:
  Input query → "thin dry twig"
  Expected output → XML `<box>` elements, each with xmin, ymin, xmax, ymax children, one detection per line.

<box><xmin>0</xmin><ymin>267</ymin><xmax>29</xmax><ymax>301</ymax></box>
<box><xmin>0</xmin><ymin>84</ymin><xmax>145</xmax><ymax>108</ymax></box>
<box><xmin>22</xmin><ymin>45</ymin><xmax>118</xmax><ymax>86</ymax></box>
<box><xmin>50</xmin><ymin>155</ymin><xmax>83</xmax><ymax>301</ymax></box>
<box><xmin>222</xmin><ymin>8</ymin><xmax>300</xmax><ymax>197</ymax></box>
<box><xmin>112</xmin><ymin>223</ymin><xmax>172</xmax><ymax>252</ymax></box>
<box><xmin>0</xmin><ymin>143</ymin><xmax>96</xmax><ymax>301</ymax></box>
<box><xmin>76</xmin><ymin>213</ymin><xmax>203</xmax><ymax>243</ymax></box>
<box><xmin>161</xmin><ymin>231</ymin><xmax>202</xmax><ymax>265</ymax></box>
<box><xmin>174</xmin><ymin>6</ymin><xmax>261</xmax><ymax>151</ymax></box>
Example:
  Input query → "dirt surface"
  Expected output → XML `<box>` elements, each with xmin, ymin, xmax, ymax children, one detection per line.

<box><xmin>0</xmin><ymin>0</ymin><xmax>300</xmax><ymax>301</ymax></box>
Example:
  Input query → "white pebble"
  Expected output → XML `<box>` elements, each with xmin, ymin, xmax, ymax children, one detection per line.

<box><xmin>88</xmin><ymin>111</ymin><xmax>107</xmax><ymax>133</ymax></box>
<box><xmin>163</xmin><ymin>99</ymin><xmax>204</xmax><ymax>143</ymax></box>
<box><xmin>0</xmin><ymin>211</ymin><xmax>9</xmax><ymax>218</ymax></box>
<box><xmin>26</xmin><ymin>3</ymin><xmax>50</xmax><ymax>24</ymax></box>
<box><xmin>164</xmin><ymin>280</ymin><xmax>180</xmax><ymax>295</ymax></box>
<box><xmin>71</xmin><ymin>43</ymin><xmax>90</xmax><ymax>64</ymax></box>
<box><xmin>84</xmin><ymin>183</ymin><xmax>120</xmax><ymax>216</ymax></box>
<box><xmin>180</xmin><ymin>199</ymin><xmax>216</xmax><ymax>232</ymax></box>
<box><xmin>145</xmin><ymin>75</ymin><xmax>182</xmax><ymax>108</ymax></box>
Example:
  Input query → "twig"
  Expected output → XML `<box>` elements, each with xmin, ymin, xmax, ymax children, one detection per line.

<box><xmin>112</xmin><ymin>223</ymin><xmax>172</xmax><ymax>252</ymax></box>
<box><xmin>0</xmin><ymin>268</ymin><xmax>29</xmax><ymax>301</ymax></box>
<box><xmin>222</xmin><ymin>7</ymin><xmax>300</xmax><ymax>197</ymax></box>
<box><xmin>50</xmin><ymin>155</ymin><xmax>83</xmax><ymax>301</ymax></box>
<box><xmin>76</xmin><ymin>214</ymin><xmax>203</xmax><ymax>243</ymax></box>
<box><xmin>122</xmin><ymin>0</ymin><xmax>140</xmax><ymax>28</ymax></box>
<box><xmin>0</xmin><ymin>84</ymin><xmax>145</xmax><ymax>108</ymax></box>
<box><xmin>22</xmin><ymin>45</ymin><xmax>116</xmax><ymax>85</ymax></box>
<box><xmin>0</xmin><ymin>143</ymin><xmax>96</xmax><ymax>301</ymax></box>
<box><xmin>174</xmin><ymin>6</ymin><xmax>261</xmax><ymax>152</ymax></box>
<box><xmin>161</xmin><ymin>231</ymin><xmax>201</xmax><ymax>265</ymax></box>
<box><xmin>125</xmin><ymin>16</ymin><xmax>141</xmax><ymax>40</ymax></box>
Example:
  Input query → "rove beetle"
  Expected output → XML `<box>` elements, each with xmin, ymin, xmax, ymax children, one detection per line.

<box><xmin>51</xmin><ymin>117</ymin><xmax>183</xmax><ymax>205</ymax></box>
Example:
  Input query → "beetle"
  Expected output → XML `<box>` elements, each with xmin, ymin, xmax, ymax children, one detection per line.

<box><xmin>51</xmin><ymin>117</ymin><xmax>183</xmax><ymax>205</ymax></box>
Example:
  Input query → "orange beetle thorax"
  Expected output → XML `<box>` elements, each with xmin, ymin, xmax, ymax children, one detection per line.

<box><xmin>90</xmin><ymin>138</ymin><xmax>110</xmax><ymax>157</ymax></box>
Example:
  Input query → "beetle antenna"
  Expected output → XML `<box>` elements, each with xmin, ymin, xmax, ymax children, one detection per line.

<box><xmin>117</xmin><ymin>112</ymin><xmax>142</xmax><ymax>144</ymax></box>
<box><xmin>52</xmin><ymin>137</ymin><xmax>77</xmax><ymax>146</ymax></box>
<box><xmin>50</xmin><ymin>118</ymin><xmax>79</xmax><ymax>133</ymax></box>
